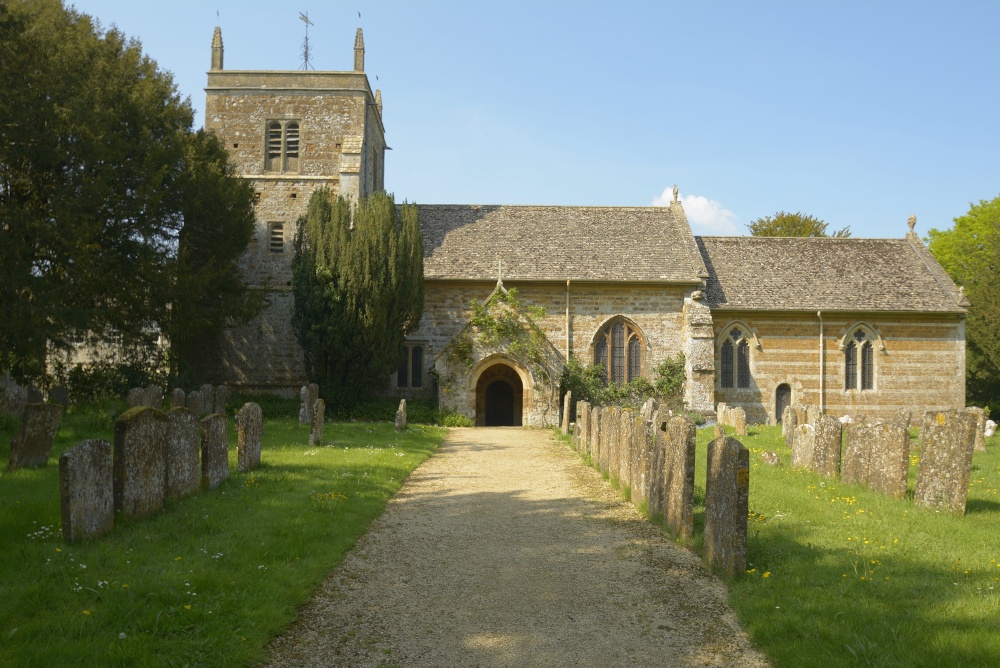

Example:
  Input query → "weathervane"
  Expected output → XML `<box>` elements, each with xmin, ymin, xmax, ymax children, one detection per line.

<box><xmin>299</xmin><ymin>12</ymin><xmax>314</xmax><ymax>71</ymax></box>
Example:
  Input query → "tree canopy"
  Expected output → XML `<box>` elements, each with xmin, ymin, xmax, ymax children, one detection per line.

<box><xmin>927</xmin><ymin>195</ymin><xmax>1000</xmax><ymax>404</ymax></box>
<box><xmin>291</xmin><ymin>190</ymin><xmax>424</xmax><ymax>405</ymax></box>
<box><xmin>0</xmin><ymin>0</ymin><xmax>257</xmax><ymax>382</ymax></box>
<box><xmin>747</xmin><ymin>211</ymin><xmax>851</xmax><ymax>238</ymax></box>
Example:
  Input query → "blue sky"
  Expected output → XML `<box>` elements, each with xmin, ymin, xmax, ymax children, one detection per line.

<box><xmin>68</xmin><ymin>1</ymin><xmax>1000</xmax><ymax>239</ymax></box>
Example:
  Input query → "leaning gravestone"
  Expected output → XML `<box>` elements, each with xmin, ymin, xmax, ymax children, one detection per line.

<box><xmin>8</xmin><ymin>403</ymin><xmax>64</xmax><ymax>470</ymax></box>
<box><xmin>214</xmin><ymin>385</ymin><xmax>228</xmax><ymax>416</ymax></box>
<box><xmin>640</xmin><ymin>397</ymin><xmax>658</xmax><ymax>423</ymax></box>
<box><xmin>200</xmin><ymin>413</ymin><xmax>229</xmax><ymax>490</ymax></box>
<box><xmin>915</xmin><ymin>410</ymin><xmax>976</xmax><ymax>514</ymax></box>
<box><xmin>236</xmin><ymin>402</ymin><xmax>263</xmax><ymax>472</ymax></box>
<box><xmin>663</xmin><ymin>415</ymin><xmax>696</xmax><ymax>541</ymax></box>
<box><xmin>704</xmin><ymin>436</ymin><xmax>750</xmax><ymax>576</ymax></box>
<box><xmin>395</xmin><ymin>399</ymin><xmax>407</xmax><ymax>432</ymax></box>
<box><xmin>50</xmin><ymin>386</ymin><xmax>70</xmax><ymax>408</ymax></box>
<box><xmin>170</xmin><ymin>388</ymin><xmax>186</xmax><ymax>409</ymax></box>
<box><xmin>310</xmin><ymin>398</ymin><xmax>325</xmax><ymax>446</ymax></box>
<box><xmin>60</xmin><ymin>439</ymin><xmax>114</xmax><ymax>542</ymax></box>
<box><xmin>966</xmin><ymin>407</ymin><xmax>987</xmax><ymax>452</ymax></box>
<box><xmin>812</xmin><ymin>414</ymin><xmax>843</xmax><ymax>479</ymax></box>
<box><xmin>113</xmin><ymin>407</ymin><xmax>168</xmax><ymax>521</ymax></box>
<box><xmin>561</xmin><ymin>390</ymin><xmax>572</xmax><ymax>435</ymax></box>
<box><xmin>165</xmin><ymin>408</ymin><xmax>200</xmax><ymax>501</ymax></box>
<box><xmin>791</xmin><ymin>424</ymin><xmax>816</xmax><ymax>470</ymax></box>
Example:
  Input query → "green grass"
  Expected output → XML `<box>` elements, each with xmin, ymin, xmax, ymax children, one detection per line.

<box><xmin>0</xmin><ymin>403</ymin><xmax>445</xmax><ymax>667</ymax></box>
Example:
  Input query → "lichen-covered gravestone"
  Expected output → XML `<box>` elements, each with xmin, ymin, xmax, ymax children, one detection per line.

<box><xmin>704</xmin><ymin>436</ymin><xmax>750</xmax><ymax>576</ymax></box>
<box><xmin>8</xmin><ymin>403</ymin><xmax>64</xmax><ymax>470</ymax></box>
<box><xmin>236</xmin><ymin>402</ymin><xmax>263</xmax><ymax>472</ymax></box>
<box><xmin>200</xmin><ymin>413</ymin><xmax>229</xmax><ymax>490</ymax></box>
<box><xmin>143</xmin><ymin>384</ymin><xmax>163</xmax><ymax>409</ymax></box>
<box><xmin>165</xmin><ymin>408</ymin><xmax>200</xmax><ymax>501</ymax></box>
<box><xmin>782</xmin><ymin>405</ymin><xmax>797</xmax><ymax>446</ymax></box>
<box><xmin>199</xmin><ymin>384</ymin><xmax>215</xmax><ymax>415</ymax></box>
<box><xmin>561</xmin><ymin>390</ymin><xmax>572</xmax><ymax>435</ymax></box>
<box><xmin>791</xmin><ymin>424</ymin><xmax>815</xmax><ymax>470</ymax></box>
<box><xmin>715</xmin><ymin>402</ymin><xmax>727</xmax><ymax>426</ymax></box>
<box><xmin>915</xmin><ymin>410</ymin><xmax>976</xmax><ymax>514</ymax></box>
<box><xmin>867</xmin><ymin>421</ymin><xmax>910</xmax><ymax>499</ymax></box>
<box><xmin>170</xmin><ymin>388</ymin><xmax>186</xmax><ymax>409</ymax></box>
<box><xmin>310</xmin><ymin>398</ymin><xmax>325</xmax><ymax>446</ymax></box>
<box><xmin>662</xmin><ymin>415</ymin><xmax>696</xmax><ymax>541</ymax></box>
<box><xmin>126</xmin><ymin>387</ymin><xmax>145</xmax><ymax>408</ymax></box>
<box><xmin>113</xmin><ymin>407</ymin><xmax>168</xmax><ymax>520</ymax></box>
<box><xmin>732</xmin><ymin>407</ymin><xmax>748</xmax><ymax>436</ymax></box>
<box><xmin>185</xmin><ymin>390</ymin><xmax>202</xmax><ymax>416</ymax></box>
<box><xmin>214</xmin><ymin>385</ymin><xmax>228</xmax><ymax>416</ymax></box>
<box><xmin>618</xmin><ymin>409</ymin><xmax>634</xmax><ymax>489</ymax></box>
<box><xmin>60</xmin><ymin>439</ymin><xmax>114</xmax><ymax>542</ymax></box>
<box><xmin>811</xmin><ymin>414</ymin><xmax>843</xmax><ymax>478</ymax></box>
<box><xmin>298</xmin><ymin>385</ymin><xmax>310</xmax><ymax>425</ymax></box>
<box><xmin>0</xmin><ymin>376</ymin><xmax>28</xmax><ymax>418</ymax></box>
<box><xmin>591</xmin><ymin>407</ymin><xmax>603</xmax><ymax>469</ymax></box>
<box><xmin>646</xmin><ymin>412</ymin><xmax>667</xmax><ymax>518</ymax></box>
<box><xmin>395</xmin><ymin>399</ymin><xmax>407</xmax><ymax>432</ymax></box>
<box><xmin>966</xmin><ymin>407</ymin><xmax>987</xmax><ymax>452</ymax></box>
<box><xmin>579</xmin><ymin>401</ymin><xmax>591</xmax><ymax>456</ymax></box>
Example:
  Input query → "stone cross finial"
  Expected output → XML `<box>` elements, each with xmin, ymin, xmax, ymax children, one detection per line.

<box><xmin>672</xmin><ymin>184</ymin><xmax>679</xmax><ymax>204</ymax></box>
<box><xmin>907</xmin><ymin>214</ymin><xmax>916</xmax><ymax>232</ymax></box>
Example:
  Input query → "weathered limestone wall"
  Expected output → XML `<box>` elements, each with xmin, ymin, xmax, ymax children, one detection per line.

<box><xmin>713</xmin><ymin>311</ymin><xmax>965</xmax><ymax>424</ymax></box>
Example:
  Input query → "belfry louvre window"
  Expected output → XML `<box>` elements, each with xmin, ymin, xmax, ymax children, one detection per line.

<box><xmin>845</xmin><ymin>329</ymin><xmax>874</xmax><ymax>390</ymax></box>
<box><xmin>268</xmin><ymin>223</ymin><xmax>284</xmax><ymax>253</ymax></box>
<box><xmin>264</xmin><ymin>121</ymin><xmax>300</xmax><ymax>172</ymax></box>
<box><xmin>720</xmin><ymin>327</ymin><xmax>751</xmax><ymax>389</ymax></box>
<box><xmin>594</xmin><ymin>320</ymin><xmax>643</xmax><ymax>385</ymax></box>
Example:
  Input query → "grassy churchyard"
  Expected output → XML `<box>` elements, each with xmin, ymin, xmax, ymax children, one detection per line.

<box><xmin>0</xmin><ymin>399</ymin><xmax>445</xmax><ymax>667</ymax></box>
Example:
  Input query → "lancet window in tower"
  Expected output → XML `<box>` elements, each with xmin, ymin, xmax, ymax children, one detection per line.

<box><xmin>264</xmin><ymin>120</ymin><xmax>301</xmax><ymax>173</ymax></box>
<box><xmin>594</xmin><ymin>319</ymin><xmax>643</xmax><ymax>385</ymax></box>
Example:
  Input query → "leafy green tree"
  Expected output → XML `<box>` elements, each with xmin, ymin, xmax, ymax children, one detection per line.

<box><xmin>747</xmin><ymin>211</ymin><xmax>851</xmax><ymax>238</ymax></box>
<box><xmin>927</xmin><ymin>195</ymin><xmax>1000</xmax><ymax>404</ymax></box>
<box><xmin>291</xmin><ymin>189</ymin><xmax>424</xmax><ymax>405</ymax></box>
<box><xmin>0</xmin><ymin>0</ymin><xmax>257</xmax><ymax>383</ymax></box>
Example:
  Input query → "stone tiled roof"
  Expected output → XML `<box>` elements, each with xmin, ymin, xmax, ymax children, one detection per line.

<box><xmin>695</xmin><ymin>234</ymin><xmax>967</xmax><ymax>313</ymax></box>
<box><xmin>417</xmin><ymin>205</ymin><xmax>708</xmax><ymax>283</ymax></box>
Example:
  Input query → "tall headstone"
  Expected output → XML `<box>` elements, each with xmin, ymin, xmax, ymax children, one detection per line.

<box><xmin>915</xmin><ymin>410</ymin><xmax>976</xmax><ymax>514</ymax></box>
<box><xmin>236</xmin><ymin>402</ymin><xmax>263</xmax><ymax>472</ymax></box>
<box><xmin>144</xmin><ymin>384</ymin><xmax>163</xmax><ymax>409</ymax></box>
<box><xmin>791</xmin><ymin>424</ymin><xmax>815</xmax><ymax>470</ymax></box>
<box><xmin>591</xmin><ymin>406</ymin><xmax>603</xmax><ymax>468</ymax></box>
<box><xmin>704</xmin><ymin>436</ymin><xmax>750</xmax><ymax>576</ymax></box>
<box><xmin>812</xmin><ymin>414</ymin><xmax>843</xmax><ymax>479</ymax></box>
<box><xmin>732</xmin><ymin>407</ymin><xmax>748</xmax><ymax>436</ymax></box>
<box><xmin>113</xmin><ymin>407</ymin><xmax>168</xmax><ymax>520</ymax></box>
<box><xmin>199</xmin><ymin>384</ymin><xmax>216</xmax><ymax>416</ymax></box>
<box><xmin>619</xmin><ymin>409</ymin><xmax>634</xmax><ymax>490</ymax></box>
<box><xmin>8</xmin><ymin>403</ymin><xmax>64</xmax><ymax>470</ymax></box>
<box><xmin>647</xmin><ymin>412</ymin><xmax>667</xmax><ymax>519</ymax></box>
<box><xmin>185</xmin><ymin>390</ymin><xmax>202</xmax><ymax>416</ymax></box>
<box><xmin>580</xmin><ymin>401</ymin><xmax>592</xmax><ymax>456</ymax></box>
<box><xmin>307</xmin><ymin>383</ymin><xmax>320</xmax><ymax>423</ymax></box>
<box><xmin>868</xmin><ymin>421</ymin><xmax>910</xmax><ymax>499</ymax></box>
<box><xmin>298</xmin><ymin>385</ymin><xmax>310</xmax><ymax>425</ymax></box>
<box><xmin>663</xmin><ymin>415</ymin><xmax>696</xmax><ymax>540</ymax></box>
<box><xmin>200</xmin><ymin>413</ymin><xmax>229</xmax><ymax>490</ymax></box>
<box><xmin>310</xmin><ymin>398</ymin><xmax>325</xmax><ymax>446</ymax></box>
<box><xmin>966</xmin><ymin>407</ymin><xmax>987</xmax><ymax>452</ymax></box>
<box><xmin>170</xmin><ymin>388</ymin><xmax>186</xmax><ymax>410</ymax></box>
<box><xmin>165</xmin><ymin>408</ymin><xmax>201</xmax><ymax>501</ymax></box>
<box><xmin>841</xmin><ymin>421</ymin><xmax>871</xmax><ymax>487</ymax></box>
<box><xmin>214</xmin><ymin>385</ymin><xmax>228</xmax><ymax>415</ymax></box>
<box><xmin>395</xmin><ymin>399</ymin><xmax>407</xmax><ymax>432</ymax></box>
<box><xmin>806</xmin><ymin>404</ymin><xmax>821</xmax><ymax>426</ymax></box>
<box><xmin>561</xmin><ymin>391</ymin><xmax>572</xmax><ymax>435</ymax></box>
<box><xmin>782</xmin><ymin>404</ymin><xmax>798</xmax><ymax>446</ymax></box>
<box><xmin>716</xmin><ymin>402</ymin><xmax>727</xmax><ymax>426</ymax></box>
<box><xmin>59</xmin><ymin>439</ymin><xmax>114</xmax><ymax>542</ymax></box>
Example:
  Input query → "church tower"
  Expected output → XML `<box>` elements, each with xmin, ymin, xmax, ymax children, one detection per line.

<box><xmin>204</xmin><ymin>27</ymin><xmax>386</xmax><ymax>392</ymax></box>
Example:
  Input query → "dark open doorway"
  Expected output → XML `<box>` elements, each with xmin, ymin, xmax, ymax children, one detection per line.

<box><xmin>475</xmin><ymin>363</ymin><xmax>523</xmax><ymax>426</ymax></box>
<box><xmin>776</xmin><ymin>383</ymin><xmax>791</xmax><ymax>423</ymax></box>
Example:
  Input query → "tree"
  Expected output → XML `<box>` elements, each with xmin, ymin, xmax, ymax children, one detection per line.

<box><xmin>0</xmin><ymin>0</ymin><xmax>257</xmax><ymax>382</ymax></box>
<box><xmin>747</xmin><ymin>211</ymin><xmax>851</xmax><ymax>238</ymax></box>
<box><xmin>291</xmin><ymin>189</ymin><xmax>424</xmax><ymax>405</ymax></box>
<box><xmin>927</xmin><ymin>195</ymin><xmax>1000</xmax><ymax>404</ymax></box>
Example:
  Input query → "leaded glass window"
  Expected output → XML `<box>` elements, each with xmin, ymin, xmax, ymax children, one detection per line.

<box><xmin>720</xmin><ymin>326</ymin><xmax>752</xmax><ymax>389</ymax></box>
<box><xmin>845</xmin><ymin>343</ymin><xmax>857</xmax><ymax>390</ymax></box>
<box><xmin>845</xmin><ymin>328</ymin><xmax>875</xmax><ymax>391</ymax></box>
<box><xmin>721</xmin><ymin>340</ymin><xmax>734</xmax><ymax>388</ymax></box>
<box><xmin>594</xmin><ymin>319</ymin><xmax>643</xmax><ymax>385</ymax></box>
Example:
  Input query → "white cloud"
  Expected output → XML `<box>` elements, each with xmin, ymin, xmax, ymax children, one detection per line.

<box><xmin>652</xmin><ymin>187</ymin><xmax>741</xmax><ymax>235</ymax></box>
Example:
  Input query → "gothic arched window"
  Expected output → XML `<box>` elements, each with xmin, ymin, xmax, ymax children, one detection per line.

<box><xmin>845</xmin><ymin>328</ymin><xmax>874</xmax><ymax>390</ymax></box>
<box><xmin>594</xmin><ymin>320</ymin><xmax>643</xmax><ymax>385</ymax></box>
<box><xmin>720</xmin><ymin>327</ymin><xmax>751</xmax><ymax>389</ymax></box>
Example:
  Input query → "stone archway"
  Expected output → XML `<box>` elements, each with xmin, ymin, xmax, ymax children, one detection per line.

<box><xmin>775</xmin><ymin>383</ymin><xmax>792</xmax><ymax>423</ymax></box>
<box><xmin>475</xmin><ymin>363</ymin><xmax>523</xmax><ymax>426</ymax></box>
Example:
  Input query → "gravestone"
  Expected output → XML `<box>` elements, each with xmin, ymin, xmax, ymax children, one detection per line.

<box><xmin>126</xmin><ymin>387</ymin><xmax>145</xmax><ymax>408</ymax></box>
<box><xmin>640</xmin><ymin>397</ymin><xmax>658</xmax><ymax>423</ymax></box>
<box><xmin>165</xmin><ymin>408</ymin><xmax>200</xmax><ymax>501</ymax></box>
<box><xmin>0</xmin><ymin>377</ymin><xmax>27</xmax><ymax>418</ymax></box>
<box><xmin>791</xmin><ymin>424</ymin><xmax>815</xmax><ymax>469</ymax></box>
<box><xmin>966</xmin><ymin>407</ymin><xmax>987</xmax><ymax>452</ymax></box>
<box><xmin>308</xmin><ymin>383</ymin><xmax>320</xmax><ymax>425</ymax></box>
<box><xmin>395</xmin><ymin>399</ymin><xmax>407</xmax><ymax>432</ymax></box>
<box><xmin>26</xmin><ymin>384</ymin><xmax>43</xmax><ymax>404</ymax></box>
<box><xmin>200</xmin><ymin>413</ymin><xmax>229</xmax><ymax>490</ymax></box>
<box><xmin>591</xmin><ymin>407</ymin><xmax>603</xmax><ymax>469</ymax></box>
<box><xmin>619</xmin><ymin>409</ymin><xmax>634</xmax><ymax>489</ymax></box>
<box><xmin>236</xmin><ymin>402</ymin><xmax>263</xmax><ymax>472</ymax></box>
<box><xmin>812</xmin><ymin>414</ymin><xmax>843</xmax><ymax>478</ymax></box>
<box><xmin>113</xmin><ymin>407</ymin><xmax>168</xmax><ymax>520</ymax></box>
<box><xmin>310</xmin><ymin>398</ymin><xmax>325</xmax><ymax>446</ymax></box>
<box><xmin>580</xmin><ymin>401</ymin><xmax>592</xmax><ymax>456</ymax></box>
<box><xmin>647</xmin><ymin>412</ymin><xmax>667</xmax><ymax>519</ymax></box>
<box><xmin>144</xmin><ymin>384</ymin><xmax>163</xmax><ymax>409</ymax></box>
<box><xmin>170</xmin><ymin>388</ymin><xmax>186</xmax><ymax>409</ymax></box>
<box><xmin>602</xmin><ymin>407</ymin><xmax>618</xmax><ymax>478</ymax></box>
<box><xmin>298</xmin><ymin>386</ymin><xmax>310</xmax><ymax>425</ymax></box>
<box><xmin>782</xmin><ymin>405</ymin><xmax>797</xmax><ymax>446</ymax></box>
<box><xmin>915</xmin><ymin>410</ymin><xmax>976</xmax><ymax>514</ymax></box>
<box><xmin>841</xmin><ymin>421</ymin><xmax>870</xmax><ymax>487</ymax></box>
<box><xmin>185</xmin><ymin>390</ymin><xmax>202</xmax><ymax>416</ymax></box>
<box><xmin>806</xmin><ymin>404</ymin><xmax>821</xmax><ymax>426</ymax></box>
<box><xmin>50</xmin><ymin>386</ymin><xmax>70</xmax><ymax>408</ymax></box>
<box><xmin>704</xmin><ymin>436</ymin><xmax>750</xmax><ymax>576</ymax></box>
<box><xmin>561</xmin><ymin>391</ymin><xmax>572</xmax><ymax>435</ymax></box>
<box><xmin>793</xmin><ymin>404</ymin><xmax>809</xmax><ymax>426</ymax></box>
<box><xmin>867</xmin><ymin>421</ymin><xmax>910</xmax><ymax>499</ymax></box>
<box><xmin>663</xmin><ymin>415</ymin><xmax>696</xmax><ymax>540</ymax></box>
<box><xmin>59</xmin><ymin>439</ymin><xmax>114</xmax><ymax>542</ymax></box>
<box><xmin>986</xmin><ymin>419</ymin><xmax>997</xmax><ymax>439</ymax></box>
<box><xmin>895</xmin><ymin>408</ymin><xmax>913</xmax><ymax>432</ymax></box>
<box><xmin>199</xmin><ymin>384</ymin><xmax>215</xmax><ymax>415</ymax></box>
<box><xmin>716</xmin><ymin>402</ymin><xmax>727</xmax><ymax>426</ymax></box>
<box><xmin>626</xmin><ymin>413</ymin><xmax>642</xmax><ymax>496</ymax></box>
<box><xmin>713</xmin><ymin>425</ymin><xmax>725</xmax><ymax>440</ymax></box>
<box><xmin>8</xmin><ymin>403</ymin><xmax>64</xmax><ymax>470</ymax></box>
<box><xmin>732</xmin><ymin>407</ymin><xmax>748</xmax><ymax>436</ymax></box>
<box><xmin>214</xmin><ymin>385</ymin><xmax>228</xmax><ymax>415</ymax></box>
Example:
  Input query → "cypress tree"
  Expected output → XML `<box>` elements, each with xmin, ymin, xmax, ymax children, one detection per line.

<box><xmin>292</xmin><ymin>189</ymin><xmax>423</xmax><ymax>405</ymax></box>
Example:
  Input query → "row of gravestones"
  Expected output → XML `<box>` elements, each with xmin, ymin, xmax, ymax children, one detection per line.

<box><xmin>1</xmin><ymin>374</ymin><xmax>68</xmax><ymax>419</ymax></box>
<box><xmin>714</xmin><ymin>403</ymin><xmax>748</xmax><ymax>436</ymax></box>
<box><xmin>297</xmin><ymin>384</ymin><xmax>327</xmax><ymax>445</ymax></box>
<box><xmin>571</xmin><ymin>397</ymin><xmax>750</xmax><ymax>576</ymax></box>
<box><xmin>59</xmin><ymin>402</ymin><xmax>263</xmax><ymax>542</ymax></box>
<box><xmin>783</xmin><ymin>403</ymin><xmax>987</xmax><ymax>514</ymax></box>
<box><xmin>127</xmin><ymin>383</ymin><xmax>228</xmax><ymax>418</ymax></box>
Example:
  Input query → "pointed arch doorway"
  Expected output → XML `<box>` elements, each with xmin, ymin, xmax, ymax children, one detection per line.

<box><xmin>475</xmin><ymin>363</ymin><xmax>524</xmax><ymax>426</ymax></box>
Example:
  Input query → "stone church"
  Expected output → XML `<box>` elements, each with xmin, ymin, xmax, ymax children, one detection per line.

<box><xmin>205</xmin><ymin>28</ymin><xmax>968</xmax><ymax>426</ymax></box>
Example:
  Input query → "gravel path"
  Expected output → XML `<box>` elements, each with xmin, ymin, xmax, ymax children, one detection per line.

<box><xmin>266</xmin><ymin>427</ymin><xmax>769</xmax><ymax>667</ymax></box>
